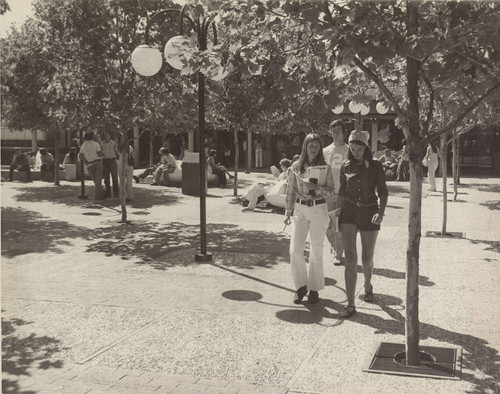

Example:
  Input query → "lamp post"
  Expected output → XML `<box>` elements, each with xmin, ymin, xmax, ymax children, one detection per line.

<box><xmin>131</xmin><ymin>6</ymin><xmax>217</xmax><ymax>262</ymax></box>
<box><xmin>78</xmin><ymin>129</ymin><xmax>88</xmax><ymax>200</ymax></box>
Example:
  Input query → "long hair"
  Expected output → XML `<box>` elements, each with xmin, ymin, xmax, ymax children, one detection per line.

<box><xmin>297</xmin><ymin>133</ymin><xmax>326</xmax><ymax>173</ymax></box>
<box><xmin>347</xmin><ymin>140</ymin><xmax>373</xmax><ymax>161</ymax></box>
<box><xmin>430</xmin><ymin>140</ymin><xmax>438</xmax><ymax>153</ymax></box>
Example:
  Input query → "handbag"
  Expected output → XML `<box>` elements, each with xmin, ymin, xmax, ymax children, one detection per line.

<box><xmin>422</xmin><ymin>157</ymin><xmax>428</xmax><ymax>167</ymax></box>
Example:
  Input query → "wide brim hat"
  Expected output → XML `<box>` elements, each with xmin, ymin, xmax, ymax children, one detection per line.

<box><xmin>348</xmin><ymin>130</ymin><xmax>370</xmax><ymax>146</ymax></box>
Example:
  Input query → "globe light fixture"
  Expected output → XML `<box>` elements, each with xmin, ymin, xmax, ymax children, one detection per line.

<box><xmin>332</xmin><ymin>104</ymin><xmax>344</xmax><ymax>114</ymax></box>
<box><xmin>349</xmin><ymin>101</ymin><xmax>361</xmax><ymax>113</ymax></box>
<box><xmin>376</xmin><ymin>102</ymin><xmax>390</xmax><ymax>114</ymax></box>
<box><xmin>130</xmin><ymin>5</ymin><xmax>220</xmax><ymax>262</ymax></box>
<box><xmin>131</xmin><ymin>45</ymin><xmax>163</xmax><ymax>76</ymax></box>
<box><xmin>359</xmin><ymin>103</ymin><xmax>370</xmax><ymax>116</ymax></box>
<box><xmin>164</xmin><ymin>35</ymin><xmax>196</xmax><ymax>71</ymax></box>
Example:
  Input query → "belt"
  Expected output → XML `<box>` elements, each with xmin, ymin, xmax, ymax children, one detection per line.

<box><xmin>296</xmin><ymin>198</ymin><xmax>326</xmax><ymax>207</ymax></box>
<box><xmin>88</xmin><ymin>159</ymin><xmax>101</xmax><ymax>163</ymax></box>
<box><xmin>345</xmin><ymin>198</ymin><xmax>377</xmax><ymax>207</ymax></box>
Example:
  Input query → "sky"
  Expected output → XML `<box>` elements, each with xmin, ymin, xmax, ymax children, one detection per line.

<box><xmin>0</xmin><ymin>0</ymin><xmax>34</xmax><ymax>38</ymax></box>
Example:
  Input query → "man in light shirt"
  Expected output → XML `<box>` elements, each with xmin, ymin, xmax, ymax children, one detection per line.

<box><xmin>100</xmin><ymin>132</ymin><xmax>119</xmax><ymax>198</ymax></box>
<box><xmin>323</xmin><ymin>120</ymin><xmax>349</xmax><ymax>266</ymax></box>
<box><xmin>79</xmin><ymin>131</ymin><xmax>104</xmax><ymax>200</ymax></box>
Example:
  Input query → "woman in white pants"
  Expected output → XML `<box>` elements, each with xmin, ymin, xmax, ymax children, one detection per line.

<box><xmin>284</xmin><ymin>133</ymin><xmax>334</xmax><ymax>304</ymax></box>
<box><xmin>424</xmin><ymin>141</ymin><xmax>440</xmax><ymax>191</ymax></box>
<box><xmin>118</xmin><ymin>144</ymin><xmax>134</xmax><ymax>201</ymax></box>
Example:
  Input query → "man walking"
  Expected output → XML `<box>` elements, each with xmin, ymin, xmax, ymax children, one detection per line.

<box><xmin>323</xmin><ymin>120</ymin><xmax>349</xmax><ymax>266</ymax></box>
<box><xmin>100</xmin><ymin>132</ymin><xmax>119</xmax><ymax>198</ymax></box>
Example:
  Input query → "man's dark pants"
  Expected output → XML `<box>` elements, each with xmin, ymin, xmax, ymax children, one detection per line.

<box><xmin>9</xmin><ymin>164</ymin><xmax>31</xmax><ymax>182</ymax></box>
<box><xmin>102</xmin><ymin>158</ymin><xmax>119</xmax><ymax>197</ymax></box>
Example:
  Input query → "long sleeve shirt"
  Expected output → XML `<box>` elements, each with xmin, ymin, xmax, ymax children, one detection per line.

<box><xmin>285</xmin><ymin>161</ymin><xmax>334</xmax><ymax>216</ymax></box>
<box><xmin>338</xmin><ymin>159</ymin><xmax>388</xmax><ymax>206</ymax></box>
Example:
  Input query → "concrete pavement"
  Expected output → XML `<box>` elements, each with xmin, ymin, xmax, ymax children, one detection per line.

<box><xmin>1</xmin><ymin>172</ymin><xmax>499</xmax><ymax>393</ymax></box>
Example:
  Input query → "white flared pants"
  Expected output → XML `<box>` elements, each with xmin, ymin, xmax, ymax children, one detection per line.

<box><xmin>290</xmin><ymin>203</ymin><xmax>330</xmax><ymax>291</ymax></box>
<box><xmin>428</xmin><ymin>159</ymin><xmax>438</xmax><ymax>191</ymax></box>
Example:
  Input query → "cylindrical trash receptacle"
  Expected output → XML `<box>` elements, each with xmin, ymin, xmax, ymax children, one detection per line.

<box><xmin>182</xmin><ymin>152</ymin><xmax>206</xmax><ymax>196</ymax></box>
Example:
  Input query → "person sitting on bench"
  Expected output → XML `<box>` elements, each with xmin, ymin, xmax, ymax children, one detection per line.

<box><xmin>133</xmin><ymin>147</ymin><xmax>176</xmax><ymax>185</ymax></box>
<box><xmin>8</xmin><ymin>149</ymin><xmax>32</xmax><ymax>182</ymax></box>
<box><xmin>39</xmin><ymin>148</ymin><xmax>55</xmax><ymax>181</ymax></box>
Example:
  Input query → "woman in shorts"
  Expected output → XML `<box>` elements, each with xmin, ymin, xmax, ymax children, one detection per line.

<box><xmin>336</xmin><ymin>129</ymin><xmax>388</xmax><ymax>318</ymax></box>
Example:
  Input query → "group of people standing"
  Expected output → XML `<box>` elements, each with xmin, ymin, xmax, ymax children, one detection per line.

<box><xmin>78</xmin><ymin>131</ymin><xmax>134</xmax><ymax>201</ymax></box>
<box><xmin>284</xmin><ymin>121</ymin><xmax>387</xmax><ymax>317</ymax></box>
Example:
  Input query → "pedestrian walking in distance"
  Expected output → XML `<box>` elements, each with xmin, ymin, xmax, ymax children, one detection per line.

<box><xmin>284</xmin><ymin>133</ymin><xmax>334</xmax><ymax>304</ymax></box>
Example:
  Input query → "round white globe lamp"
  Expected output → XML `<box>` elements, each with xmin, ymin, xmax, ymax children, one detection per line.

<box><xmin>131</xmin><ymin>45</ymin><xmax>163</xmax><ymax>77</ymax></box>
<box><xmin>164</xmin><ymin>35</ymin><xmax>195</xmax><ymax>71</ymax></box>
<box><xmin>359</xmin><ymin>103</ymin><xmax>370</xmax><ymax>116</ymax></box>
<box><xmin>376</xmin><ymin>102</ymin><xmax>390</xmax><ymax>114</ymax></box>
<box><xmin>332</xmin><ymin>104</ymin><xmax>344</xmax><ymax>114</ymax></box>
<box><xmin>349</xmin><ymin>101</ymin><xmax>361</xmax><ymax>113</ymax></box>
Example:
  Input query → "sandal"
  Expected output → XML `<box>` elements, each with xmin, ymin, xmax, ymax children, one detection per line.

<box><xmin>364</xmin><ymin>285</ymin><xmax>374</xmax><ymax>303</ymax></box>
<box><xmin>340</xmin><ymin>306</ymin><xmax>356</xmax><ymax>318</ymax></box>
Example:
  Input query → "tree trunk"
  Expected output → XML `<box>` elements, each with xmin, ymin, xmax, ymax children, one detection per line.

<box><xmin>405</xmin><ymin>1</ymin><xmax>421</xmax><ymax>366</ymax></box>
<box><xmin>54</xmin><ymin>128</ymin><xmax>60</xmax><ymax>186</ymax></box>
<box><xmin>456</xmin><ymin>135</ymin><xmax>461</xmax><ymax>185</ymax></box>
<box><xmin>452</xmin><ymin>134</ymin><xmax>458</xmax><ymax>202</ymax></box>
<box><xmin>149</xmin><ymin>129</ymin><xmax>154</xmax><ymax>168</ymax></box>
<box><xmin>233</xmin><ymin>128</ymin><xmax>239</xmax><ymax>196</ymax></box>
<box><xmin>406</xmin><ymin>145</ymin><xmax>423</xmax><ymax>366</ymax></box>
<box><xmin>441</xmin><ymin>134</ymin><xmax>448</xmax><ymax>235</ymax></box>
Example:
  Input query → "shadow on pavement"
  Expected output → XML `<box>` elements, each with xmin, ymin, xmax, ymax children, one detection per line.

<box><xmin>460</xmin><ymin>183</ymin><xmax>500</xmax><ymax>194</ymax></box>
<box><xmin>1</xmin><ymin>208</ymin><xmax>91</xmax><ymax>257</ymax></box>
<box><xmin>86</xmin><ymin>221</ymin><xmax>290</xmax><ymax>270</ymax></box>
<box><xmin>356</xmin><ymin>266</ymin><xmax>435</xmax><ymax>287</ymax></box>
<box><xmin>480</xmin><ymin>200</ymin><xmax>500</xmax><ymax>210</ymax></box>
<box><xmin>345</xmin><ymin>296</ymin><xmax>499</xmax><ymax>393</ymax></box>
<box><xmin>2</xmin><ymin>316</ymin><xmax>63</xmax><ymax>394</ymax></box>
<box><xmin>467</xmin><ymin>238</ymin><xmax>500</xmax><ymax>257</ymax></box>
<box><xmin>13</xmin><ymin>184</ymin><xmax>181</xmax><ymax>209</ymax></box>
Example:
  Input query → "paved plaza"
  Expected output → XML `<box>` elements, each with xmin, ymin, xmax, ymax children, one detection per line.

<box><xmin>1</xmin><ymin>172</ymin><xmax>499</xmax><ymax>393</ymax></box>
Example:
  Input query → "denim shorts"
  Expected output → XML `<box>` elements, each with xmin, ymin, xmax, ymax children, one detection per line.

<box><xmin>339</xmin><ymin>201</ymin><xmax>380</xmax><ymax>231</ymax></box>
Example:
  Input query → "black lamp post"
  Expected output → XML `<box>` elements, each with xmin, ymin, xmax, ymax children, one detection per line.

<box><xmin>78</xmin><ymin>129</ymin><xmax>88</xmax><ymax>200</ymax></box>
<box><xmin>131</xmin><ymin>5</ymin><xmax>216</xmax><ymax>262</ymax></box>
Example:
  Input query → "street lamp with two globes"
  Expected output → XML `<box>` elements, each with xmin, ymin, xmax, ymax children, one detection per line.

<box><xmin>131</xmin><ymin>5</ymin><xmax>224</xmax><ymax>262</ymax></box>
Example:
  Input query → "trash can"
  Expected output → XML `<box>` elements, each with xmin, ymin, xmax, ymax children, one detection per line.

<box><xmin>182</xmin><ymin>152</ymin><xmax>206</xmax><ymax>196</ymax></box>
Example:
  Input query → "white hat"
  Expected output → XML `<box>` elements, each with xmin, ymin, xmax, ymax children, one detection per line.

<box><xmin>348</xmin><ymin>129</ymin><xmax>370</xmax><ymax>146</ymax></box>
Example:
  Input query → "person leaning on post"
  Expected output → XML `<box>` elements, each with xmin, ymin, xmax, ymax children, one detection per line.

<box><xmin>336</xmin><ymin>129</ymin><xmax>388</xmax><ymax>318</ymax></box>
<box><xmin>79</xmin><ymin>131</ymin><xmax>104</xmax><ymax>200</ymax></box>
<box><xmin>284</xmin><ymin>133</ymin><xmax>334</xmax><ymax>305</ymax></box>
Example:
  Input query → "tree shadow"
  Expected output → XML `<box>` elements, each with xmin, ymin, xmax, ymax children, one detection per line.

<box><xmin>86</xmin><ymin>221</ymin><xmax>290</xmax><ymax>270</ymax></box>
<box><xmin>355</xmin><ymin>266</ymin><xmax>435</xmax><ymax>286</ymax></box>
<box><xmin>2</xmin><ymin>316</ymin><xmax>64</xmax><ymax>394</ymax></box>
<box><xmin>1</xmin><ymin>208</ymin><xmax>91</xmax><ymax>257</ymax></box>
<box><xmin>387</xmin><ymin>183</ymin><xmax>411</xmax><ymax>196</ymax></box>
<box><xmin>467</xmin><ymin>238</ymin><xmax>500</xmax><ymax>257</ymax></box>
<box><xmin>346</xmin><ymin>297</ymin><xmax>499</xmax><ymax>393</ymax></box>
<box><xmin>13</xmin><ymin>184</ymin><xmax>181</xmax><ymax>209</ymax></box>
<box><xmin>459</xmin><ymin>184</ymin><xmax>500</xmax><ymax>194</ymax></box>
<box><xmin>480</xmin><ymin>200</ymin><xmax>500</xmax><ymax>210</ymax></box>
